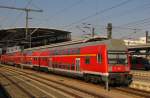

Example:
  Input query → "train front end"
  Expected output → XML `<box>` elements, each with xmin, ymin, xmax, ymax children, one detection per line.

<box><xmin>107</xmin><ymin>39</ymin><xmax>132</xmax><ymax>85</ymax></box>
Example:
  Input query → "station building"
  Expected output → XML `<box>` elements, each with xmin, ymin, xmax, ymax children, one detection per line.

<box><xmin>124</xmin><ymin>37</ymin><xmax>146</xmax><ymax>46</ymax></box>
<box><xmin>0</xmin><ymin>28</ymin><xmax>71</xmax><ymax>54</ymax></box>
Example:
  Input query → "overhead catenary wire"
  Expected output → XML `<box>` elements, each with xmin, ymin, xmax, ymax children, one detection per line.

<box><xmin>119</xmin><ymin>17</ymin><xmax>150</xmax><ymax>27</ymax></box>
<box><xmin>114</xmin><ymin>17</ymin><xmax>150</xmax><ymax>35</ymax></box>
<box><xmin>36</xmin><ymin>0</ymin><xmax>84</xmax><ymax>25</ymax></box>
<box><xmin>50</xmin><ymin>0</ymin><xmax>84</xmax><ymax>19</ymax></box>
<box><xmin>98</xmin><ymin>2</ymin><xmax>150</xmax><ymax>23</ymax></box>
<box><xmin>0</xmin><ymin>0</ymin><xmax>24</xmax><ymax>29</ymax></box>
<box><xmin>126</xmin><ymin>21</ymin><xmax>150</xmax><ymax>30</ymax></box>
<box><xmin>118</xmin><ymin>18</ymin><xmax>150</xmax><ymax>35</ymax></box>
<box><xmin>137</xmin><ymin>22</ymin><xmax>150</xmax><ymax>30</ymax></box>
<box><xmin>62</xmin><ymin>0</ymin><xmax>133</xmax><ymax>28</ymax></box>
<box><xmin>31</xmin><ymin>0</ymin><xmax>85</xmax><ymax>29</ymax></box>
<box><xmin>4</xmin><ymin>0</ymin><xmax>34</xmax><ymax>28</ymax></box>
<box><xmin>0</xmin><ymin>0</ymin><xmax>43</xmax><ymax>47</ymax></box>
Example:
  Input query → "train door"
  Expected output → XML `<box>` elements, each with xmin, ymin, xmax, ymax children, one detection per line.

<box><xmin>49</xmin><ymin>58</ymin><xmax>52</xmax><ymax>68</ymax></box>
<box><xmin>38</xmin><ymin>57</ymin><xmax>40</xmax><ymax>67</ymax></box>
<box><xmin>75</xmin><ymin>58</ymin><xmax>80</xmax><ymax>71</ymax></box>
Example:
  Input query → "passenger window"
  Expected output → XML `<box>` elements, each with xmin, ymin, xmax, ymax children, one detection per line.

<box><xmin>71</xmin><ymin>64</ymin><xmax>74</xmax><ymax>70</ymax></box>
<box><xmin>67</xmin><ymin>64</ymin><xmax>70</xmax><ymax>70</ymax></box>
<box><xmin>45</xmin><ymin>58</ymin><xmax>47</xmax><ymax>61</ymax></box>
<box><xmin>85</xmin><ymin>56</ymin><xmax>90</xmax><ymax>64</ymax></box>
<box><xmin>97</xmin><ymin>54</ymin><xmax>102</xmax><ymax>64</ymax></box>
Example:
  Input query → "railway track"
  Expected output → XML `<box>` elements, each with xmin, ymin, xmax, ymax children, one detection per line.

<box><xmin>0</xmin><ymin>71</ymin><xmax>84</xmax><ymax>98</ymax></box>
<box><xmin>0</xmin><ymin>72</ymin><xmax>35</xmax><ymax>98</ymax></box>
<box><xmin>1</xmin><ymin>65</ymin><xmax>150</xmax><ymax>98</ymax></box>
<box><xmin>131</xmin><ymin>70</ymin><xmax>150</xmax><ymax>77</ymax></box>
<box><xmin>128</xmin><ymin>70</ymin><xmax>150</xmax><ymax>92</ymax></box>
<box><xmin>131</xmin><ymin>70</ymin><xmax>150</xmax><ymax>82</ymax></box>
<box><xmin>115</xmin><ymin>87</ymin><xmax>150</xmax><ymax>98</ymax></box>
<box><xmin>0</xmin><ymin>65</ymin><xmax>108</xmax><ymax>98</ymax></box>
<box><xmin>0</xmin><ymin>70</ymin><xmax>75</xmax><ymax>98</ymax></box>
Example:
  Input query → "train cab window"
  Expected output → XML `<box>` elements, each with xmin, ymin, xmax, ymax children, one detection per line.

<box><xmin>85</xmin><ymin>56</ymin><xmax>90</xmax><ymax>64</ymax></box>
<box><xmin>97</xmin><ymin>54</ymin><xmax>102</xmax><ymax>64</ymax></box>
<box><xmin>108</xmin><ymin>52</ymin><xmax>128</xmax><ymax>65</ymax></box>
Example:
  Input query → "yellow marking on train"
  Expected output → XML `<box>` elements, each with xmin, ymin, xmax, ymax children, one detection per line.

<box><xmin>12</xmin><ymin>54</ymin><xmax>97</xmax><ymax>58</ymax></box>
<box><xmin>53</xmin><ymin>54</ymin><xmax>97</xmax><ymax>57</ymax></box>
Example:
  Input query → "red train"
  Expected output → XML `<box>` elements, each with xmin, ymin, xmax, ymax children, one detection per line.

<box><xmin>130</xmin><ymin>56</ymin><xmax>150</xmax><ymax>70</ymax></box>
<box><xmin>0</xmin><ymin>39</ymin><xmax>132</xmax><ymax>86</ymax></box>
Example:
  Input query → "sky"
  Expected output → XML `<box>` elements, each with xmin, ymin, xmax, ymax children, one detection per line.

<box><xmin>0</xmin><ymin>0</ymin><xmax>150</xmax><ymax>40</ymax></box>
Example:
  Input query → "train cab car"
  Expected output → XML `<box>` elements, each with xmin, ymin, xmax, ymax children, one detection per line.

<box><xmin>80</xmin><ymin>39</ymin><xmax>132</xmax><ymax>85</ymax></box>
<box><xmin>107</xmin><ymin>51</ymin><xmax>131</xmax><ymax>85</ymax></box>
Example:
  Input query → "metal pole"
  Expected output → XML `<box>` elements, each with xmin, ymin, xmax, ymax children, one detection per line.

<box><xmin>105</xmin><ymin>76</ymin><xmax>109</xmax><ymax>91</ymax></box>
<box><xmin>146</xmin><ymin>31</ymin><xmax>149</xmax><ymax>43</ymax></box>
<box><xmin>25</xmin><ymin>10</ymin><xmax>29</xmax><ymax>39</ymax></box>
<box><xmin>29</xmin><ymin>32</ymin><xmax>31</xmax><ymax>48</ymax></box>
<box><xmin>107</xmin><ymin>23</ymin><xmax>112</xmax><ymax>39</ymax></box>
<box><xmin>92</xmin><ymin>27</ymin><xmax>95</xmax><ymax>38</ymax></box>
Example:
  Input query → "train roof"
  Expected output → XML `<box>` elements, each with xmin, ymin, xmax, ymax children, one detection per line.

<box><xmin>24</xmin><ymin>39</ymin><xmax>127</xmax><ymax>52</ymax></box>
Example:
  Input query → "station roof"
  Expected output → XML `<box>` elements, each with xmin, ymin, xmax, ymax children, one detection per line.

<box><xmin>128</xmin><ymin>44</ymin><xmax>150</xmax><ymax>55</ymax></box>
<box><xmin>0</xmin><ymin>28</ymin><xmax>71</xmax><ymax>48</ymax></box>
<box><xmin>128</xmin><ymin>44</ymin><xmax>150</xmax><ymax>51</ymax></box>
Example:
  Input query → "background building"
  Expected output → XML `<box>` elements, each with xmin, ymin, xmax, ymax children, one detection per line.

<box><xmin>124</xmin><ymin>37</ymin><xmax>146</xmax><ymax>46</ymax></box>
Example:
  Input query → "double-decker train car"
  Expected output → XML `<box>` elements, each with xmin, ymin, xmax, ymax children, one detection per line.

<box><xmin>0</xmin><ymin>39</ymin><xmax>132</xmax><ymax>86</ymax></box>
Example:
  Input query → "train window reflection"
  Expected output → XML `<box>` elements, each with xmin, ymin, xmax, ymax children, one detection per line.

<box><xmin>108</xmin><ymin>52</ymin><xmax>127</xmax><ymax>65</ymax></box>
<box><xmin>97</xmin><ymin>54</ymin><xmax>102</xmax><ymax>64</ymax></box>
<box><xmin>85</xmin><ymin>56</ymin><xmax>90</xmax><ymax>64</ymax></box>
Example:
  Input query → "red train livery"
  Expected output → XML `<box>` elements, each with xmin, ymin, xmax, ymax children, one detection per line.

<box><xmin>0</xmin><ymin>39</ymin><xmax>132</xmax><ymax>85</ymax></box>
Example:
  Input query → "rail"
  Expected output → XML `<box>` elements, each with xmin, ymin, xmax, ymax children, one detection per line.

<box><xmin>0</xmin><ymin>65</ymin><xmax>108</xmax><ymax>98</ymax></box>
<box><xmin>1</xmin><ymin>64</ymin><xmax>150</xmax><ymax>98</ymax></box>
